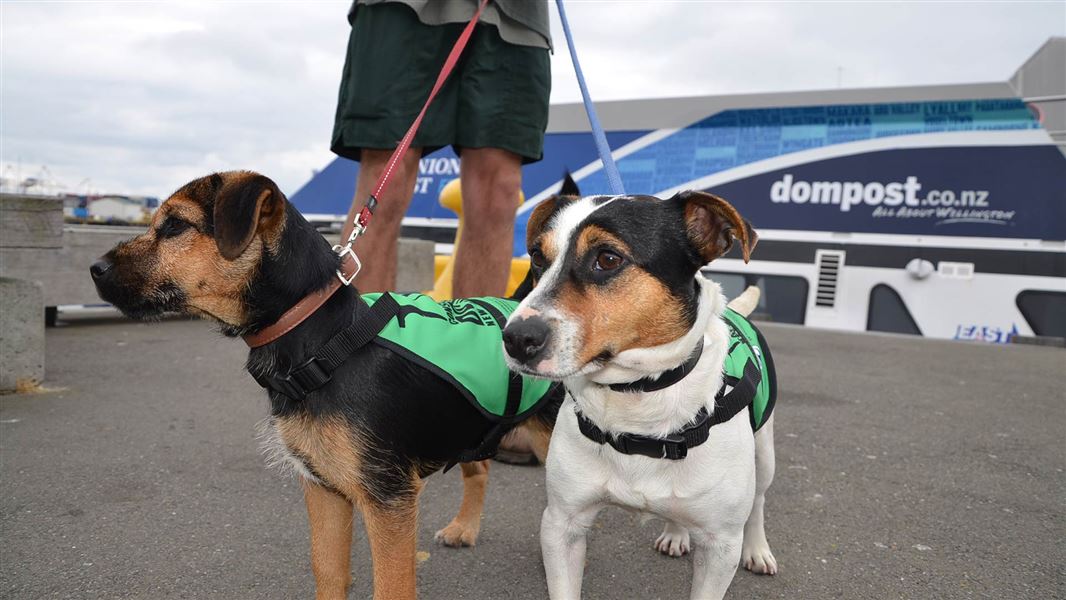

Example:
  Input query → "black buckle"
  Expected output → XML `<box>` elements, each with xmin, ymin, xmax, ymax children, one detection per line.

<box><xmin>616</xmin><ymin>434</ymin><xmax>688</xmax><ymax>460</ymax></box>
<box><xmin>289</xmin><ymin>356</ymin><xmax>332</xmax><ymax>393</ymax></box>
<box><xmin>253</xmin><ymin>356</ymin><xmax>332</xmax><ymax>401</ymax></box>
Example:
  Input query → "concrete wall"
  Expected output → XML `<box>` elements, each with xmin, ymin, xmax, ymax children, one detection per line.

<box><xmin>0</xmin><ymin>278</ymin><xmax>44</xmax><ymax>391</ymax></box>
<box><xmin>0</xmin><ymin>224</ymin><xmax>436</xmax><ymax>307</ymax></box>
<box><xmin>1</xmin><ymin>194</ymin><xmax>63</xmax><ymax>249</ymax></box>
<box><xmin>1</xmin><ymin>225</ymin><xmax>139</xmax><ymax>306</ymax></box>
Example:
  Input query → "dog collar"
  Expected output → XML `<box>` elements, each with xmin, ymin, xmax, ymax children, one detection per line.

<box><xmin>607</xmin><ymin>340</ymin><xmax>704</xmax><ymax>393</ymax></box>
<box><xmin>242</xmin><ymin>254</ymin><xmax>359</xmax><ymax>348</ymax></box>
<box><xmin>575</xmin><ymin>356</ymin><xmax>763</xmax><ymax>460</ymax></box>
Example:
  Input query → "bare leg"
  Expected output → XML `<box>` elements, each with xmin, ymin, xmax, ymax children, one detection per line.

<box><xmin>540</xmin><ymin>502</ymin><xmax>601</xmax><ymax>600</ymax></box>
<box><xmin>453</xmin><ymin>147</ymin><xmax>522</xmax><ymax>298</ymax></box>
<box><xmin>741</xmin><ymin>413</ymin><xmax>778</xmax><ymax>574</ymax></box>
<box><xmin>303</xmin><ymin>480</ymin><xmax>354</xmax><ymax>600</ymax></box>
<box><xmin>435</xmin><ymin>460</ymin><xmax>489</xmax><ymax>547</ymax></box>
<box><xmin>361</xmin><ymin>491</ymin><xmax>422</xmax><ymax>600</ymax></box>
<box><xmin>350</xmin><ymin>148</ymin><xmax>422</xmax><ymax>293</ymax></box>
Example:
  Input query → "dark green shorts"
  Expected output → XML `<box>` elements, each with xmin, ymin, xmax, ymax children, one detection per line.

<box><xmin>332</xmin><ymin>3</ymin><xmax>551</xmax><ymax>164</ymax></box>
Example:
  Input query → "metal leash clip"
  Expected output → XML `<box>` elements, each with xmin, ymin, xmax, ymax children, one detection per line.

<box><xmin>332</xmin><ymin>223</ymin><xmax>364</xmax><ymax>286</ymax></box>
<box><xmin>333</xmin><ymin>198</ymin><xmax>376</xmax><ymax>286</ymax></box>
<box><xmin>333</xmin><ymin>241</ymin><xmax>362</xmax><ymax>286</ymax></box>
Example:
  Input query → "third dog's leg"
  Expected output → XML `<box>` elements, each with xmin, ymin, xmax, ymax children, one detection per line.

<box><xmin>541</xmin><ymin>502</ymin><xmax>601</xmax><ymax>600</ymax></box>
<box><xmin>435</xmin><ymin>460</ymin><xmax>489</xmax><ymax>547</ymax></box>
<box><xmin>303</xmin><ymin>480</ymin><xmax>353</xmax><ymax>600</ymax></box>
<box><xmin>741</xmin><ymin>414</ymin><xmax>778</xmax><ymax>575</ymax></box>
<box><xmin>362</xmin><ymin>488</ymin><xmax>422</xmax><ymax>600</ymax></box>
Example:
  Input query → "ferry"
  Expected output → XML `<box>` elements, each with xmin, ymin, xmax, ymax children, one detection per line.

<box><xmin>291</xmin><ymin>38</ymin><xmax>1065</xmax><ymax>343</ymax></box>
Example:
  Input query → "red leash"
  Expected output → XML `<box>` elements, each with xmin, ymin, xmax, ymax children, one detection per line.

<box><xmin>244</xmin><ymin>0</ymin><xmax>491</xmax><ymax>348</ymax></box>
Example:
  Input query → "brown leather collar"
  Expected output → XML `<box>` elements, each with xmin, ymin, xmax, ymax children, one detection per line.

<box><xmin>242</xmin><ymin>253</ymin><xmax>359</xmax><ymax>348</ymax></box>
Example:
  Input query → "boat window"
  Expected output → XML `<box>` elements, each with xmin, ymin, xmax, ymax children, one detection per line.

<box><xmin>1016</xmin><ymin>290</ymin><xmax>1066</xmax><ymax>338</ymax></box>
<box><xmin>702</xmin><ymin>271</ymin><xmax>809</xmax><ymax>324</ymax></box>
<box><xmin>866</xmin><ymin>284</ymin><xmax>922</xmax><ymax>335</ymax></box>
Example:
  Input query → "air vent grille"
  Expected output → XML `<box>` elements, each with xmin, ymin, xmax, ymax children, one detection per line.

<box><xmin>815</xmin><ymin>250</ymin><xmax>846</xmax><ymax>308</ymax></box>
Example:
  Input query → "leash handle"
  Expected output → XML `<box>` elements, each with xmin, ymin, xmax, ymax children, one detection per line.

<box><xmin>556</xmin><ymin>0</ymin><xmax>625</xmax><ymax>195</ymax></box>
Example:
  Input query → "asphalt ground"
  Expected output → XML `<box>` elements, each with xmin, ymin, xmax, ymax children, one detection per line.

<box><xmin>1</xmin><ymin>314</ymin><xmax>1063</xmax><ymax>599</ymax></box>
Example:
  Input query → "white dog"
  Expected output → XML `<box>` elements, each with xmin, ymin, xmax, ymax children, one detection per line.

<box><xmin>502</xmin><ymin>186</ymin><xmax>778</xmax><ymax>599</ymax></box>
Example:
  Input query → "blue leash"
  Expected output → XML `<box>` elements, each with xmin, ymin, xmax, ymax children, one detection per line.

<box><xmin>555</xmin><ymin>0</ymin><xmax>626</xmax><ymax>195</ymax></box>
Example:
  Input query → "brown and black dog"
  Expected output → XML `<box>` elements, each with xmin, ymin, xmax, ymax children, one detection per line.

<box><xmin>90</xmin><ymin>171</ymin><xmax>561</xmax><ymax>600</ymax></box>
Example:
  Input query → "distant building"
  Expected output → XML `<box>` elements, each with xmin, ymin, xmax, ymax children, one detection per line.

<box><xmin>88</xmin><ymin>195</ymin><xmax>156</xmax><ymax>223</ymax></box>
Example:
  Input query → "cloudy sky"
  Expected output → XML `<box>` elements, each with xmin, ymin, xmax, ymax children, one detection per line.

<box><xmin>2</xmin><ymin>1</ymin><xmax>1063</xmax><ymax>199</ymax></box>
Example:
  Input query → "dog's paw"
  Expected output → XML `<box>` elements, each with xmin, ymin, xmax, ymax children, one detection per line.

<box><xmin>434</xmin><ymin>520</ymin><xmax>479</xmax><ymax>548</ymax></box>
<box><xmin>654</xmin><ymin>525</ymin><xmax>690</xmax><ymax>558</ymax></box>
<box><xmin>741</xmin><ymin>541</ymin><xmax>778</xmax><ymax>575</ymax></box>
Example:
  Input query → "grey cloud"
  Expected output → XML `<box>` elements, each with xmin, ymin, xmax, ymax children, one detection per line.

<box><xmin>2</xmin><ymin>1</ymin><xmax>1062</xmax><ymax>199</ymax></box>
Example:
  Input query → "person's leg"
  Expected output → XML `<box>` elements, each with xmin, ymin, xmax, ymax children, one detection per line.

<box><xmin>348</xmin><ymin>148</ymin><xmax>421</xmax><ymax>293</ymax></box>
<box><xmin>453</xmin><ymin>147</ymin><xmax>522</xmax><ymax>299</ymax></box>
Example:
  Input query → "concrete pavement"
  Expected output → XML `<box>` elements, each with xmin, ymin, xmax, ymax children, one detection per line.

<box><xmin>1</xmin><ymin>315</ymin><xmax>1063</xmax><ymax>599</ymax></box>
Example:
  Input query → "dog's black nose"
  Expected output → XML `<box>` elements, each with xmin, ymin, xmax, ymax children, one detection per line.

<box><xmin>503</xmin><ymin>316</ymin><xmax>550</xmax><ymax>363</ymax></box>
<box><xmin>90</xmin><ymin>259</ymin><xmax>113</xmax><ymax>280</ymax></box>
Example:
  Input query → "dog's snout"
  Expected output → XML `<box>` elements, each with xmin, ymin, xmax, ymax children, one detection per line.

<box><xmin>90</xmin><ymin>258</ymin><xmax>114</xmax><ymax>280</ymax></box>
<box><xmin>503</xmin><ymin>316</ymin><xmax>550</xmax><ymax>364</ymax></box>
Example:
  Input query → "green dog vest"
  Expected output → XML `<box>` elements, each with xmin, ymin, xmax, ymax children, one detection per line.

<box><xmin>362</xmin><ymin>292</ymin><xmax>557</xmax><ymax>423</ymax></box>
<box><xmin>720</xmin><ymin>308</ymin><xmax>776</xmax><ymax>431</ymax></box>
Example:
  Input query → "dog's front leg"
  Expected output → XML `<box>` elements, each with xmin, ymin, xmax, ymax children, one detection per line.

<box><xmin>540</xmin><ymin>502</ymin><xmax>601</xmax><ymax>600</ymax></box>
<box><xmin>688</xmin><ymin>529</ymin><xmax>744</xmax><ymax>600</ymax></box>
<box><xmin>303</xmin><ymin>480</ymin><xmax>354</xmax><ymax>600</ymax></box>
<box><xmin>361</xmin><ymin>489</ymin><xmax>422</xmax><ymax>600</ymax></box>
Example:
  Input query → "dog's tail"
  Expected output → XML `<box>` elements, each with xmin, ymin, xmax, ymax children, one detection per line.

<box><xmin>727</xmin><ymin>285</ymin><xmax>761</xmax><ymax>317</ymax></box>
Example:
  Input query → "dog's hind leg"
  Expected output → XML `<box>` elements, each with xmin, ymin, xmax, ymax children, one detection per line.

<box><xmin>741</xmin><ymin>413</ymin><xmax>778</xmax><ymax>575</ymax></box>
<box><xmin>435</xmin><ymin>460</ymin><xmax>489</xmax><ymax>547</ymax></box>
<box><xmin>519</xmin><ymin>415</ymin><xmax>554</xmax><ymax>463</ymax></box>
<box><xmin>361</xmin><ymin>485</ymin><xmax>423</xmax><ymax>600</ymax></box>
<box><xmin>303</xmin><ymin>480</ymin><xmax>354</xmax><ymax>600</ymax></box>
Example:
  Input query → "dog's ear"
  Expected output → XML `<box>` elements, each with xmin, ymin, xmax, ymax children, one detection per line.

<box><xmin>526</xmin><ymin>195</ymin><xmax>574</xmax><ymax>249</ymax></box>
<box><xmin>675</xmin><ymin>190</ymin><xmax>758</xmax><ymax>264</ymax></box>
<box><xmin>559</xmin><ymin>171</ymin><xmax>580</xmax><ymax>197</ymax></box>
<box><xmin>213</xmin><ymin>172</ymin><xmax>286</xmax><ymax>260</ymax></box>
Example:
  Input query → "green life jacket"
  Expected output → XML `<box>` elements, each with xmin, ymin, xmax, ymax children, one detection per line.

<box><xmin>362</xmin><ymin>292</ymin><xmax>557</xmax><ymax>423</ymax></box>
<box><xmin>720</xmin><ymin>308</ymin><xmax>777</xmax><ymax>431</ymax></box>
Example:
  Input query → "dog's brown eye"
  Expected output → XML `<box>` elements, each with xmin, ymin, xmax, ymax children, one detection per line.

<box><xmin>157</xmin><ymin>217</ymin><xmax>192</xmax><ymax>239</ymax></box>
<box><xmin>594</xmin><ymin>251</ymin><xmax>623</xmax><ymax>271</ymax></box>
<box><xmin>530</xmin><ymin>249</ymin><xmax>548</xmax><ymax>269</ymax></box>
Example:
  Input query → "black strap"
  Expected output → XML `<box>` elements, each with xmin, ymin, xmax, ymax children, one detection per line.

<box><xmin>576</xmin><ymin>404</ymin><xmax>711</xmax><ymax>460</ymax></box>
<box><xmin>608</xmin><ymin>340</ymin><xmax>704</xmax><ymax>393</ymax></box>
<box><xmin>575</xmin><ymin>357</ymin><xmax>763</xmax><ymax>460</ymax></box>
<box><xmin>251</xmin><ymin>294</ymin><xmax>402</xmax><ymax>401</ymax></box>
<box><xmin>709</xmin><ymin>359</ymin><xmax>761</xmax><ymax>426</ymax></box>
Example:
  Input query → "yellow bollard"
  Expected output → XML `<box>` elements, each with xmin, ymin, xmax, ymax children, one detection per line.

<box><xmin>426</xmin><ymin>178</ymin><xmax>529</xmax><ymax>301</ymax></box>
